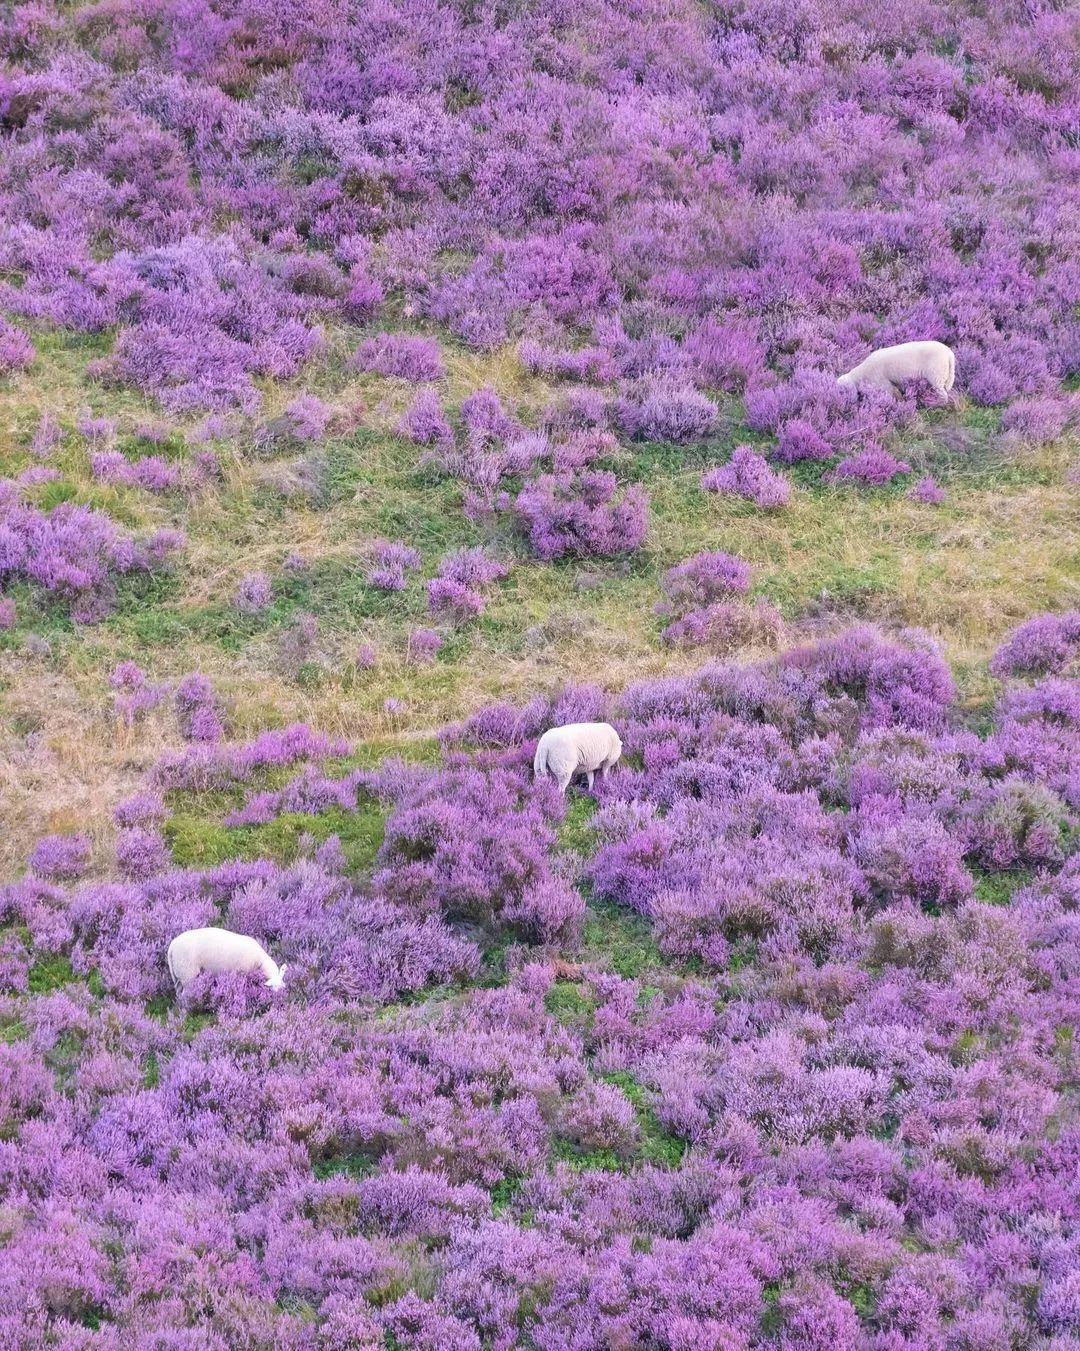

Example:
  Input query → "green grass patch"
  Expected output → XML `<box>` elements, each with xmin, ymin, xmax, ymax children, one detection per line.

<box><xmin>557</xmin><ymin>795</ymin><xmax>599</xmax><ymax>856</ymax></box>
<box><xmin>600</xmin><ymin>1070</ymin><xmax>688</xmax><ymax>1169</ymax></box>
<box><xmin>580</xmin><ymin>900</ymin><xmax>662</xmax><ymax>979</ymax></box>
<box><xmin>972</xmin><ymin>868</ymin><xmax>1033</xmax><ymax>906</ymax></box>
<box><xmin>165</xmin><ymin>801</ymin><xmax>387</xmax><ymax>873</ymax></box>
<box><xmin>550</xmin><ymin>1137</ymin><xmax>624</xmax><ymax>1172</ymax></box>
<box><xmin>312</xmin><ymin>1153</ymin><xmax>379</xmax><ymax>1182</ymax></box>
<box><xmin>544</xmin><ymin>980</ymin><xmax>598</xmax><ymax>1030</ymax></box>
<box><xmin>27</xmin><ymin>953</ymin><xmax>78</xmax><ymax>994</ymax></box>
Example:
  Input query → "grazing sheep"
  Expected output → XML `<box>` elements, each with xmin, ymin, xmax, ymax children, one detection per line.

<box><xmin>167</xmin><ymin>927</ymin><xmax>287</xmax><ymax>993</ymax></box>
<box><xmin>837</xmin><ymin>340</ymin><xmax>956</xmax><ymax>398</ymax></box>
<box><xmin>534</xmin><ymin>722</ymin><xmax>622</xmax><ymax>794</ymax></box>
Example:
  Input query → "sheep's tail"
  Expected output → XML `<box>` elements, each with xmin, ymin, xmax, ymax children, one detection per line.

<box><xmin>166</xmin><ymin>942</ymin><xmax>180</xmax><ymax>993</ymax></box>
<box><xmin>945</xmin><ymin>348</ymin><xmax>956</xmax><ymax>393</ymax></box>
<box><xmin>533</xmin><ymin>739</ymin><xmax>548</xmax><ymax>780</ymax></box>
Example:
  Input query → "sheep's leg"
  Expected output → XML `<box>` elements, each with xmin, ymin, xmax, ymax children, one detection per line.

<box><xmin>556</xmin><ymin>769</ymin><xmax>573</xmax><ymax>794</ymax></box>
<box><xmin>586</xmin><ymin>769</ymin><xmax>595</xmax><ymax>790</ymax></box>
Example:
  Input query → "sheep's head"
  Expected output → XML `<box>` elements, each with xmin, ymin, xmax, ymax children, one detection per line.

<box><xmin>266</xmin><ymin>963</ymin><xmax>287</xmax><ymax>991</ymax></box>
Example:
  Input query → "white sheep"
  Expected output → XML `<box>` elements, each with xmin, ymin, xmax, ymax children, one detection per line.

<box><xmin>166</xmin><ymin>927</ymin><xmax>287</xmax><ymax>993</ymax></box>
<box><xmin>837</xmin><ymin>340</ymin><xmax>956</xmax><ymax>398</ymax></box>
<box><xmin>533</xmin><ymin>722</ymin><xmax>622</xmax><ymax>794</ymax></box>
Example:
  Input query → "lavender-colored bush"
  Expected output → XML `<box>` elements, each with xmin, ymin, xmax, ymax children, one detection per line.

<box><xmin>233</xmin><ymin>571</ymin><xmax>273</xmax><ymax>614</ymax></box>
<box><xmin>514</xmin><ymin>471</ymin><xmax>649</xmax><ymax>560</ymax></box>
<box><xmin>367</xmin><ymin>540</ymin><xmax>422</xmax><ymax>592</ymax></box>
<box><xmin>702</xmin><ymin>445</ymin><xmax>791</xmax><ymax>508</ymax></box>
<box><xmin>428</xmin><ymin>547</ymin><xmax>507</xmax><ymax>621</ymax></box>
<box><xmin>353</xmin><ymin>333</ymin><xmax>444</xmax><ymax>383</ymax></box>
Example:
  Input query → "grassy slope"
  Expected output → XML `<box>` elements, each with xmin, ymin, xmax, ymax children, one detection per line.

<box><xmin>1</xmin><ymin>322</ymin><xmax>1078</xmax><ymax>875</ymax></box>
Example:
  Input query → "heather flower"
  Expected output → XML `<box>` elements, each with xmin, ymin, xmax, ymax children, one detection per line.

<box><xmin>353</xmin><ymin>333</ymin><xmax>444</xmax><ymax>382</ymax></box>
<box><xmin>233</xmin><ymin>572</ymin><xmax>273</xmax><ymax>614</ymax></box>
<box><xmin>775</xmin><ymin>419</ymin><xmax>834</xmax><ymax>464</ymax></box>
<box><xmin>702</xmin><ymin>445</ymin><xmax>791</xmax><ymax>508</ymax></box>
<box><xmin>661</xmin><ymin>552</ymin><xmax>752</xmax><ymax>609</ymax></box>
<box><xmin>662</xmin><ymin>599</ymin><xmax>784</xmax><ymax>653</ymax></box>
<box><xmin>29</xmin><ymin>833</ymin><xmax>90</xmax><ymax>881</ymax></box>
<box><xmin>908</xmin><ymin>475</ymin><xmax>946</xmax><ymax>504</ymax></box>
<box><xmin>175</xmin><ymin>672</ymin><xmax>225</xmax><ymax>742</ymax></box>
<box><xmin>0</xmin><ymin>321</ymin><xmax>33</xmax><ymax>375</ymax></box>
<box><xmin>283</xmin><ymin>394</ymin><xmax>331</xmax><ymax>442</ymax></box>
<box><xmin>514</xmin><ymin>471</ymin><xmax>649</xmax><ymax>560</ymax></box>
<box><xmin>825</xmin><ymin>446</ymin><xmax>912</xmax><ymax>487</ymax></box>
<box><xmin>109</xmin><ymin>661</ymin><xmax>165</xmax><ymax>723</ymax></box>
<box><xmin>428</xmin><ymin>548</ymin><xmax>507</xmax><ymax>621</ymax></box>
<box><xmin>368</xmin><ymin>540</ymin><xmax>422</xmax><ymax>592</ymax></box>
<box><xmin>357</xmin><ymin>643</ymin><xmax>378</xmax><ymax>670</ymax></box>
<box><xmin>116</xmin><ymin>827</ymin><xmax>170</xmax><ymax>880</ymax></box>
<box><xmin>30</xmin><ymin>412</ymin><xmax>62</xmax><ymax>458</ymax></box>
<box><xmin>617</xmin><ymin>376</ymin><xmax>719</xmax><ymax>443</ymax></box>
<box><xmin>399</xmin><ymin>390</ymin><xmax>453</xmax><ymax>447</ymax></box>
<box><xmin>990</xmin><ymin>612</ymin><xmax>1080</xmax><ymax>679</ymax></box>
<box><xmin>408</xmin><ymin>628</ymin><xmax>443</xmax><ymax>665</ymax></box>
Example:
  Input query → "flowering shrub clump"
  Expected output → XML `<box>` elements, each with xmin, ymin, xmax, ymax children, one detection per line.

<box><xmin>398</xmin><ymin>390</ymin><xmax>453</xmax><ymax>447</ymax></box>
<box><xmin>109</xmin><ymin>661</ymin><xmax>166</xmax><ymax>724</ymax></box>
<box><xmin>825</xmin><ymin>447</ymin><xmax>912</xmax><ymax>487</ymax></box>
<box><xmin>174</xmin><ymin>673</ymin><xmax>225</xmax><ymax>743</ymax></box>
<box><xmin>91</xmin><ymin>451</ymin><xmax>183</xmax><ymax>494</ymax></box>
<box><xmin>0</xmin><ymin>480</ymin><xmax>184</xmax><ymax>622</ymax></box>
<box><xmin>661</xmin><ymin>552</ymin><xmax>752</xmax><ymax>609</ymax></box>
<box><xmin>367</xmin><ymin>540</ymin><xmax>421</xmax><ymax>592</ymax></box>
<box><xmin>617</xmin><ymin>377</ymin><xmax>719</xmax><ymax>443</ymax></box>
<box><xmin>407</xmin><ymin>627</ymin><xmax>443</xmax><ymax>665</ymax></box>
<box><xmin>702</xmin><ymin>445</ymin><xmax>791</xmax><ymax>508</ymax></box>
<box><xmin>514</xmin><ymin>471</ymin><xmax>649</xmax><ymax>560</ymax></box>
<box><xmin>5</xmin><ymin>620</ymin><xmax>1079</xmax><ymax>1346</ymax></box>
<box><xmin>0</xmin><ymin>320</ymin><xmax>33</xmax><ymax>375</ymax></box>
<box><xmin>908</xmin><ymin>475</ymin><xmax>946</xmax><ymax>504</ymax></box>
<box><xmin>232</xmin><ymin>571</ymin><xmax>273</xmax><ymax>614</ymax></box>
<box><xmin>353</xmin><ymin>332</ymin><xmax>444</xmax><ymax>383</ymax></box>
<box><xmin>990</xmin><ymin>611</ymin><xmax>1080</xmax><ymax>679</ymax></box>
<box><xmin>427</xmin><ymin>547</ymin><xmax>507</xmax><ymax>620</ymax></box>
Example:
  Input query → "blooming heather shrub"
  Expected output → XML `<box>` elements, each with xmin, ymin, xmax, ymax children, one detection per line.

<box><xmin>0</xmin><ymin>597</ymin><xmax>14</xmax><ymax>629</ymax></box>
<box><xmin>662</xmin><ymin>599</ymin><xmax>784</xmax><ymax>654</ymax></box>
<box><xmin>283</xmin><ymin>394</ymin><xmax>331</xmax><ymax>443</ymax></box>
<box><xmin>353</xmin><ymin>332</ymin><xmax>444</xmax><ymax>382</ymax></box>
<box><xmin>28</xmin><ymin>834</ymin><xmax>90</xmax><ymax>881</ymax></box>
<box><xmin>1000</xmin><ymin>396</ymin><xmax>1074</xmax><ymax>446</ymax></box>
<box><xmin>908</xmin><ymin>475</ymin><xmax>946</xmax><ymax>504</ymax></box>
<box><xmin>514</xmin><ymin>471</ymin><xmax>648</xmax><ymax>560</ymax></box>
<box><xmin>617</xmin><ymin>376</ymin><xmax>719</xmax><ymax>443</ymax></box>
<box><xmin>91</xmin><ymin>450</ymin><xmax>182</xmax><ymax>493</ymax></box>
<box><xmin>991</xmin><ymin>612</ymin><xmax>1080</xmax><ymax>679</ymax></box>
<box><xmin>407</xmin><ymin>627</ymin><xmax>443</xmax><ymax>665</ymax></box>
<box><xmin>825</xmin><ymin>447</ymin><xmax>912</xmax><ymax>487</ymax></box>
<box><xmin>399</xmin><ymin>390</ymin><xmax>453</xmax><ymax>447</ymax></box>
<box><xmin>109</xmin><ymin>660</ymin><xmax>165</xmax><ymax>724</ymax></box>
<box><xmin>233</xmin><ymin>571</ymin><xmax>273</xmax><ymax>614</ymax></box>
<box><xmin>0</xmin><ymin>320</ymin><xmax>33</xmax><ymax>374</ymax></box>
<box><xmin>659</xmin><ymin>548</ymin><xmax>748</xmax><ymax>612</ymax></box>
<box><xmin>427</xmin><ymin>547</ymin><xmax>507</xmax><ymax>621</ymax></box>
<box><xmin>367</xmin><ymin>540</ymin><xmax>422</xmax><ymax>592</ymax></box>
<box><xmin>774</xmin><ymin>419</ymin><xmax>834</xmax><ymax>465</ymax></box>
<box><xmin>702</xmin><ymin>445</ymin><xmax>791</xmax><ymax>508</ymax></box>
<box><xmin>0</xmin><ymin>484</ymin><xmax>184</xmax><ymax>622</ymax></box>
<box><xmin>174</xmin><ymin>673</ymin><xmax>225</xmax><ymax>743</ymax></box>
<box><xmin>30</xmin><ymin>412</ymin><xmax>61</xmax><ymax>458</ymax></box>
